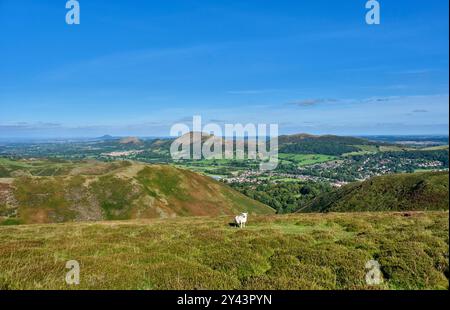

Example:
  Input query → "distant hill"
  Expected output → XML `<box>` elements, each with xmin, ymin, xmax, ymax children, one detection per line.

<box><xmin>158</xmin><ymin>132</ymin><xmax>378</xmax><ymax>158</ymax></box>
<box><xmin>278</xmin><ymin>133</ymin><xmax>371</xmax><ymax>145</ymax></box>
<box><xmin>301</xmin><ymin>171</ymin><xmax>449</xmax><ymax>213</ymax></box>
<box><xmin>97</xmin><ymin>135</ymin><xmax>116</xmax><ymax>141</ymax></box>
<box><xmin>98</xmin><ymin>133</ymin><xmax>410</xmax><ymax>159</ymax></box>
<box><xmin>149</xmin><ymin>133</ymin><xmax>414</xmax><ymax>158</ymax></box>
<box><xmin>0</xmin><ymin>160</ymin><xmax>274</xmax><ymax>225</ymax></box>
<box><xmin>119</xmin><ymin>137</ymin><xmax>142</xmax><ymax>145</ymax></box>
<box><xmin>278</xmin><ymin>133</ymin><xmax>400</xmax><ymax>156</ymax></box>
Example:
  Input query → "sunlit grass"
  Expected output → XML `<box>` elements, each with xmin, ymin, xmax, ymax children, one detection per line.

<box><xmin>0</xmin><ymin>212</ymin><xmax>447</xmax><ymax>290</ymax></box>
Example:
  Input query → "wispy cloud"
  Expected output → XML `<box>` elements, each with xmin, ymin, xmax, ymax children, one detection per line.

<box><xmin>227</xmin><ymin>89</ymin><xmax>284</xmax><ymax>95</ymax></box>
<box><xmin>208</xmin><ymin>119</ymin><xmax>229</xmax><ymax>123</ymax></box>
<box><xmin>390</xmin><ymin>69</ymin><xmax>439</xmax><ymax>76</ymax></box>
<box><xmin>38</xmin><ymin>44</ymin><xmax>223</xmax><ymax>82</ymax></box>
<box><xmin>0</xmin><ymin>122</ymin><xmax>62</xmax><ymax>130</ymax></box>
<box><xmin>288</xmin><ymin>98</ymin><xmax>337</xmax><ymax>107</ymax></box>
<box><xmin>0</xmin><ymin>121</ymin><xmax>174</xmax><ymax>138</ymax></box>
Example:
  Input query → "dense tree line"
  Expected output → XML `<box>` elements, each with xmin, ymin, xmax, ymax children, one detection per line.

<box><xmin>279</xmin><ymin>141</ymin><xmax>360</xmax><ymax>156</ymax></box>
<box><xmin>229</xmin><ymin>180</ymin><xmax>333</xmax><ymax>213</ymax></box>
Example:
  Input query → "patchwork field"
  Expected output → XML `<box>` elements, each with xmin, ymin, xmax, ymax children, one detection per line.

<box><xmin>0</xmin><ymin>212</ymin><xmax>447</xmax><ymax>290</ymax></box>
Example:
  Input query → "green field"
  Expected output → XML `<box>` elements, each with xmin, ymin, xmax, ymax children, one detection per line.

<box><xmin>0</xmin><ymin>212</ymin><xmax>447</xmax><ymax>290</ymax></box>
<box><xmin>278</xmin><ymin>154</ymin><xmax>337</xmax><ymax>167</ymax></box>
<box><xmin>180</xmin><ymin>153</ymin><xmax>338</xmax><ymax>175</ymax></box>
<box><xmin>378</xmin><ymin>145</ymin><xmax>411</xmax><ymax>152</ymax></box>
<box><xmin>342</xmin><ymin>145</ymin><xmax>379</xmax><ymax>156</ymax></box>
<box><xmin>422</xmin><ymin>145</ymin><xmax>450</xmax><ymax>151</ymax></box>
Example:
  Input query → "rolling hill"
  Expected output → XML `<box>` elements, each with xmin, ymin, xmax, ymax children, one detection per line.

<box><xmin>118</xmin><ymin>136</ymin><xmax>143</xmax><ymax>145</ymax></box>
<box><xmin>0</xmin><ymin>159</ymin><xmax>274</xmax><ymax>225</ymax></box>
<box><xmin>147</xmin><ymin>132</ymin><xmax>396</xmax><ymax>159</ymax></box>
<box><xmin>158</xmin><ymin>132</ymin><xmax>409</xmax><ymax>158</ymax></box>
<box><xmin>278</xmin><ymin>133</ymin><xmax>405</xmax><ymax>156</ymax></box>
<box><xmin>302</xmin><ymin>171</ymin><xmax>449</xmax><ymax>213</ymax></box>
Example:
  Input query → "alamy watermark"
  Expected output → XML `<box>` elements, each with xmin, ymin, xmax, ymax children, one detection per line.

<box><xmin>64</xmin><ymin>1</ymin><xmax>379</xmax><ymax>26</ymax></box>
<box><xmin>65</xmin><ymin>260</ymin><xmax>80</xmax><ymax>285</ymax></box>
<box><xmin>365</xmin><ymin>259</ymin><xmax>383</xmax><ymax>285</ymax></box>
<box><xmin>366</xmin><ymin>0</ymin><xmax>381</xmax><ymax>25</ymax></box>
<box><xmin>170</xmin><ymin>116</ymin><xmax>278</xmax><ymax>171</ymax></box>
<box><xmin>66</xmin><ymin>0</ymin><xmax>80</xmax><ymax>25</ymax></box>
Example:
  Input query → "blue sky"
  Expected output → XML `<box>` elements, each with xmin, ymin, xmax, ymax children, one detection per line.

<box><xmin>0</xmin><ymin>0</ymin><xmax>448</xmax><ymax>138</ymax></box>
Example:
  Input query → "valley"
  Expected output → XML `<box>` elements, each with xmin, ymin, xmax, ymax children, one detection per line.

<box><xmin>1</xmin><ymin>0</ymin><xmax>449</xmax><ymax>295</ymax></box>
<box><xmin>0</xmin><ymin>133</ymin><xmax>448</xmax><ymax>216</ymax></box>
<box><xmin>0</xmin><ymin>133</ymin><xmax>448</xmax><ymax>290</ymax></box>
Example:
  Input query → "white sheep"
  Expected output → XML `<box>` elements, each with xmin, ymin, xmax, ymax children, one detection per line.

<box><xmin>235</xmin><ymin>212</ymin><xmax>248</xmax><ymax>228</ymax></box>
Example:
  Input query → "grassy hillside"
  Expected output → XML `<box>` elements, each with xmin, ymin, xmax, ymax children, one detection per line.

<box><xmin>0</xmin><ymin>212</ymin><xmax>447</xmax><ymax>290</ymax></box>
<box><xmin>0</xmin><ymin>160</ymin><xmax>273</xmax><ymax>225</ymax></box>
<box><xmin>303</xmin><ymin>171</ymin><xmax>449</xmax><ymax>213</ymax></box>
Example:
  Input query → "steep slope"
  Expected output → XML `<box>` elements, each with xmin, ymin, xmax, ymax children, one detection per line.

<box><xmin>302</xmin><ymin>171</ymin><xmax>449</xmax><ymax>213</ymax></box>
<box><xmin>0</xmin><ymin>160</ymin><xmax>274</xmax><ymax>224</ymax></box>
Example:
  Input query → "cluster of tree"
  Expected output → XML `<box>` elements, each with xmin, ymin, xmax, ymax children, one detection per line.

<box><xmin>298</xmin><ymin>166</ymin><xmax>359</xmax><ymax>182</ymax></box>
<box><xmin>278</xmin><ymin>134</ymin><xmax>376</xmax><ymax>145</ymax></box>
<box><xmin>279</xmin><ymin>141</ymin><xmax>360</xmax><ymax>156</ymax></box>
<box><xmin>276</xmin><ymin>134</ymin><xmax>388</xmax><ymax>156</ymax></box>
<box><xmin>229</xmin><ymin>180</ymin><xmax>333</xmax><ymax>213</ymax></box>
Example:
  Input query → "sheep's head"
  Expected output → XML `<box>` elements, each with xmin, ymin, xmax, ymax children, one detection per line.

<box><xmin>242</xmin><ymin>212</ymin><xmax>248</xmax><ymax>217</ymax></box>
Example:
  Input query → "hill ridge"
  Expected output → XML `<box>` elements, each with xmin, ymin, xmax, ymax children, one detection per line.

<box><xmin>0</xmin><ymin>160</ymin><xmax>274</xmax><ymax>225</ymax></box>
<box><xmin>302</xmin><ymin>171</ymin><xmax>449</xmax><ymax>213</ymax></box>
